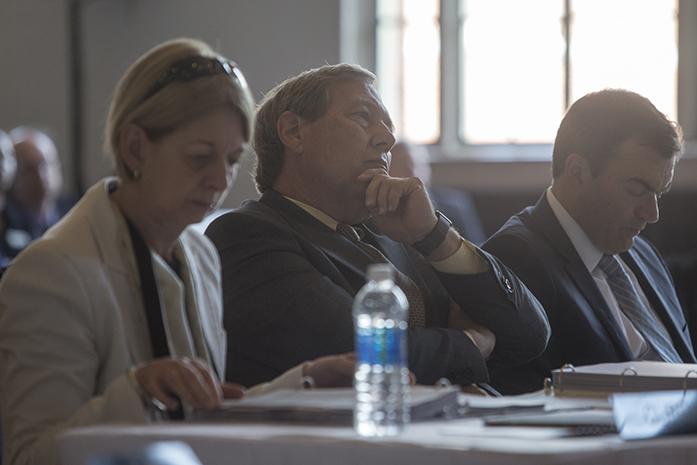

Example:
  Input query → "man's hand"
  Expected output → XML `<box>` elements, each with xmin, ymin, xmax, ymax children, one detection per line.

<box><xmin>357</xmin><ymin>169</ymin><xmax>437</xmax><ymax>244</ymax></box>
<box><xmin>302</xmin><ymin>353</ymin><xmax>356</xmax><ymax>388</ymax></box>
<box><xmin>448</xmin><ymin>301</ymin><xmax>496</xmax><ymax>358</ymax></box>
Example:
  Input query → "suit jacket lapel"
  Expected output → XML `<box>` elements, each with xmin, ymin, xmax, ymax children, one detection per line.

<box><xmin>259</xmin><ymin>191</ymin><xmax>448</xmax><ymax>319</ymax></box>
<box><xmin>259</xmin><ymin>191</ymin><xmax>371</xmax><ymax>293</ymax></box>
<box><xmin>83</xmin><ymin>179</ymin><xmax>152</xmax><ymax>364</ymax></box>
<box><xmin>363</xmin><ymin>223</ymin><xmax>447</xmax><ymax>317</ymax></box>
<box><xmin>175</xmin><ymin>238</ymin><xmax>226</xmax><ymax>377</ymax></box>
<box><xmin>526</xmin><ymin>194</ymin><xmax>633</xmax><ymax>358</ymax></box>
<box><xmin>622</xmin><ymin>248</ymin><xmax>696</xmax><ymax>361</ymax></box>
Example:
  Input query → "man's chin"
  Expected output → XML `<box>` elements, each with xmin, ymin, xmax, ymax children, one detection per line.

<box><xmin>606</xmin><ymin>236</ymin><xmax>636</xmax><ymax>255</ymax></box>
<box><xmin>340</xmin><ymin>209</ymin><xmax>371</xmax><ymax>225</ymax></box>
<box><xmin>336</xmin><ymin>195</ymin><xmax>371</xmax><ymax>224</ymax></box>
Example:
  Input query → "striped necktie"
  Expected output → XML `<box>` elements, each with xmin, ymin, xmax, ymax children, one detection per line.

<box><xmin>336</xmin><ymin>223</ymin><xmax>426</xmax><ymax>328</ymax></box>
<box><xmin>597</xmin><ymin>254</ymin><xmax>682</xmax><ymax>363</ymax></box>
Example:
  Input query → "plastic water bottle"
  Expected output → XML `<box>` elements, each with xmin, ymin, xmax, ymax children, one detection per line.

<box><xmin>353</xmin><ymin>263</ymin><xmax>410</xmax><ymax>437</ymax></box>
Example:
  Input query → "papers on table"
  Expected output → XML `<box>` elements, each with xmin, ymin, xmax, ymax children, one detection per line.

<box><xmin>613</xmin><ymin>390</ymin><xmax>697</xmax><ymax>440</ymax></box>
<box><xmin>191</xmin><ymin>386</ymin><xmax>618</xmax><ymax>439</ymax></box>
<box><xmin>193</xmin><ymin>376</ymin><xmax>697</xmax><ymax>441</ymax></box>
<box><xmin>461</xmin><ymin>392</ymin><xmax>616</xmax><ymax>437</ymax></box>
<box><xmin>191</xmin><ymin>386</ymin><xmax>460</xmax><ymax>424</ymax></box>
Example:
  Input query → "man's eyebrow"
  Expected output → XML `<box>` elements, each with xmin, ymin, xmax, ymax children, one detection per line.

<box><xmin>354</xmin><ymin>98</ymin><xmax>394</xmax><ymax>131</ymax></box>
<box><xmin>628</xmin><ymin>177</ymin><xmax>672</xmax><ymax>194</ymax></box>
<box><xmin>187</xmin><ymin>139</ymin><xmax>215</xmax><ymax>147</ymax></box>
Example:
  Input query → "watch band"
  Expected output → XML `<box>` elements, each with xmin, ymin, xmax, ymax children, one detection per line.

<box><xmin>412</xmin><ymin>210</ymin><xmax>453</xmax><ymax>256</ymax></box>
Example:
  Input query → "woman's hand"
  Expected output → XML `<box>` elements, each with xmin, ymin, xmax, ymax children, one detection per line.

<box><xmin>133</xmin><ymin>357</ymin><xmax>223</xmax><ymax>411</ymax></box>
<box><xmin>302</xmin><ymin>353</ymin><xmax>356</xmax><ymax>388</ymax></box>
<box><xmin>221</xmin><ymin>382</ymin><xmax>246</xmax><ymax>399</ymax></box>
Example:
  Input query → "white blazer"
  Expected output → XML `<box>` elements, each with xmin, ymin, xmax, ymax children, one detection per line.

<box><xmin>0</xmin><ymin>179</ymin><xmax>229</xmax><ymax>465</ymax></box>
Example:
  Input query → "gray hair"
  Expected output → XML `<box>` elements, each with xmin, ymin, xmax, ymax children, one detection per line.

<box><xmin>253</xmin><ymin>63</ymin><xmax>375</xmax><ymax>192</ymax></box>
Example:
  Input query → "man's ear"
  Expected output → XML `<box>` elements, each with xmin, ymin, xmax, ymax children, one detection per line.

<box><xmin>119</xmin><ymin>124</ymin><xmax>148</xmax><ymax>175</ymax></box>
<box><xmin>564</xmin><ymin>152</ymin><xmax>592</xmax><ymax>187</ymax></box>
<box><xmin>277</xmin><ymin>111</ymin><xmax>303</xmax><ymax>155</ymax></box>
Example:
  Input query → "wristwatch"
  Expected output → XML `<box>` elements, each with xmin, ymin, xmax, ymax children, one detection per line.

<box><xmin>412</xmin><ymin>210</ymin><xmax>453</xmax><ymax>256</ymax></box>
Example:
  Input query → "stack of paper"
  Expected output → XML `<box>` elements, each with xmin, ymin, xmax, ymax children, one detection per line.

<box><xmin>191</xmin><ymin>386</ymin><xmax>460</xmax><ymax>424</ymax></box>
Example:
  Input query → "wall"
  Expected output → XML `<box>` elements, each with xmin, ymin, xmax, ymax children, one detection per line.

<box><xmin>0</xmin><ymin>0</ymin><xmax>342</xmax><ymax>207</ymax></box>
<box><xmin>0</xmin><ymin>0</ymin><xmax>71</xmax><ymax>188</ymax></box>
<box><xmin>2</xmin><ymin>0</ymin><xmax>695</xmax><ymax>246</ymax></box>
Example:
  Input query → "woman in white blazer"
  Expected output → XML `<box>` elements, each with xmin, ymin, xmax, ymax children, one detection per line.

<box><xmin>0</xmin><ymin>38</ymin><xmax>353</xmax><ymax>465</ymax></box>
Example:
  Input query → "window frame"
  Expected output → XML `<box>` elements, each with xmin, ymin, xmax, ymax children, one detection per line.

<box><xmin>342</xmin><ymin>0</ymin><xmax>697</xmax><ymax>162</ymax></box>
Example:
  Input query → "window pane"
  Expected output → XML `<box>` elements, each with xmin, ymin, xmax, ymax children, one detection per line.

<box><xmin>376</xmin><ymin>0</ymin><xmax>440</xmax><ymax>144</ymax></box>
<box><xmin>460</xmin><ymin>0</ymin><xmax>565</xmax><ymax>144</ymax></box>
<box><xmin>569</xmin><ymin>0</ymin><xmax>678</xmax><ymax>120</ymax></box>
<box><xmin>376</xmin><ymin>0</ymin><xmax>403</xmax><ymax>133</ymax></box>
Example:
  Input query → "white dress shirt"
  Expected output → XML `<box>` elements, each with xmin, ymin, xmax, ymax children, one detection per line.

<box><xmin>546</xmin><ymin>188</ymin><xmax>667</xmax><ymax>359</ymax></box>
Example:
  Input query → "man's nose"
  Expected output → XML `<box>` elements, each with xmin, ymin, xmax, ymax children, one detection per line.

<box><xmin>638</xmin><ymin>194</ymin><xmax>660</xmax><ymax>224</ymax></box>
<box><xmin>372</xmin><ymin>121</ymin><xmax>395</xmax><ymax>153</ymax></box>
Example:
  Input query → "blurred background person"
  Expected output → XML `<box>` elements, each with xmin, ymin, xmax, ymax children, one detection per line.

<box><xmin>5</xmin><ymin>128</ymin><xmax>72</xmax><ymax>253</ymax></box>
<box><xmin>389</xmin><ymin>141</ymin><xmax>487</xmax><ymax>245</ymax></box>
<box><xmin>0</xmin><ymin>130</ymin><xmax>18</xmax><ymax>268</ymax></box>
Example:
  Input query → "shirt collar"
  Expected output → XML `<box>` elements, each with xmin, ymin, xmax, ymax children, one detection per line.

<box><xmin>546</xmin><ymin>187</ymin><xmax>604</xmax><ymax>273</ymax></box>
<box><xmin>284</xmin><ymin>196</ymin><xmax>339</xmax><ymax>231</ymax></box>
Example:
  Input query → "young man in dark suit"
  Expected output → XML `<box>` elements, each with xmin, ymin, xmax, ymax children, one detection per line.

<box><xmin>484</xmin><ymin>89</ymin><xmax>696</xmax><ymax>394</ymax></box>
<box><xmin>206</xmin><ymin>64</ymin><xmax>549</xmax><ymax>388</ymax></box>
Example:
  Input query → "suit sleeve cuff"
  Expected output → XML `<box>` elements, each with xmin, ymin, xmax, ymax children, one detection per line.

<box><xmin>430</xmin><ymin>239</ymin><xmax>489</xmax><ymax>275</ymax></box>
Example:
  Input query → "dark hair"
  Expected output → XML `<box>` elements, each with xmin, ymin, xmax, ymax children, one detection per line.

<box><xmin>253</xmin><ymin>63</ymin><xmax>375</xmax><ymax>193</ymax></box>
<box><xmin>552</xmin><ymin>89</ymin><xmax>682</xmax><ymax>178</ymax></box>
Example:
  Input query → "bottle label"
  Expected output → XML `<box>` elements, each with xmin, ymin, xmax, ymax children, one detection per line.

<box><xmin>356</xmin><ymin>324</ymin><xmax>407</xmax><ymax>365</ymax></box>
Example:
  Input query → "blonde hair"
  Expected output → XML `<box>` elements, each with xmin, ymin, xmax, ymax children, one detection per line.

<box><xmin>104</xmin><ymin>37</ymin><xmax>255</xmax><ymax>177</ymax></box>
<box><xmin>254</xmin><ymin>63</ymin><xmax>375</xmax><ymax>192</ymax></box>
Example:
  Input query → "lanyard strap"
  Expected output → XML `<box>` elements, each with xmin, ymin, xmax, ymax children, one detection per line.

<box><xmin>125</xmin><ymin>218</ymin><xmax>185</xmax><ymax>420</ymax></box>
<box><xmin>126</xmin><ymin>219</ymin><xmax>170</xmax><ymax>359</ymax></box>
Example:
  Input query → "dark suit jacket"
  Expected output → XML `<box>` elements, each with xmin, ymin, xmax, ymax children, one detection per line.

<box><xmin>206</xmin><ymin>190</ymin><xmax>549</xmax><ymax>387</ymax></box>
<box><xmin>484</xmin><ymin>193</ymin><xmax>696</xmax><ymax>394</ymax></box>
<box><xmin>666</xmin><ymin>252</ymin><xmax>697</xmax><ymax>354</ymax></box>
<box><xmin>428</xmin><ymin>187</ymin><xmax>486</xmax><ymax>245</ymax></box>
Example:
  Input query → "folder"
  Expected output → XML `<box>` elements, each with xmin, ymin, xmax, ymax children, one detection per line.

<box><xmin>191</xmin><ymin>386</ymin><xmax>460</xmax><ymax>424</ymax></box>
<box><xmin>551</xmin><ymin>361</ymin><xmax>697</xmax><ymax>397</ymax></box>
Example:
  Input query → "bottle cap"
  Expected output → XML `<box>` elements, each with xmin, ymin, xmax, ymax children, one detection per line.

<box><xmin>367</xmin><ymin>263</ymin><xmax>394</xmax><ymax>282</ymax></box>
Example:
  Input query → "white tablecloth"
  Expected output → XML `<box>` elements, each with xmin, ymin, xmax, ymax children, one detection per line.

<box><xmin>59</xmin><ymin>418</ymin><xmax>697</xmax><ymax>465</ymax></box>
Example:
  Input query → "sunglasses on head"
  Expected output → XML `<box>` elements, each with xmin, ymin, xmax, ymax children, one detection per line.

<box><xmin>144</xmin><ymin>55</ymin><xmax>249</xmax><ymax>101</ymax></box>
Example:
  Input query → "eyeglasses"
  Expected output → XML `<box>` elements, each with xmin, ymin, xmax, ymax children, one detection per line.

<box><xmin>143</xmin><ymin>55</ymin><xmax>249</xmax><ymax>101</ymax></box>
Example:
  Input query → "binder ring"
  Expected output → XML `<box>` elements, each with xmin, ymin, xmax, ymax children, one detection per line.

<box><xmin>435</xmin><ymin>378</ymin><xmax>452</xmax><ymax>388</ymax></box>
<box><xmin>557</xmin><ymin>364</ymin><xmax>575</xmax><ymax>393</ymax></box>
<box><xmin>619</xmin><ymin>366</ymin><xmax>637</xmax><ymax>391</ymax></box>
<box><xmin>682</xmin><ymin>370</ymin><xmax>697</xmax><ymax>395</ymax></box>
<box><xmin>543</xmin><ymin>377</ymin><xmax>553</xmax><ymax>396</ymax></box>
